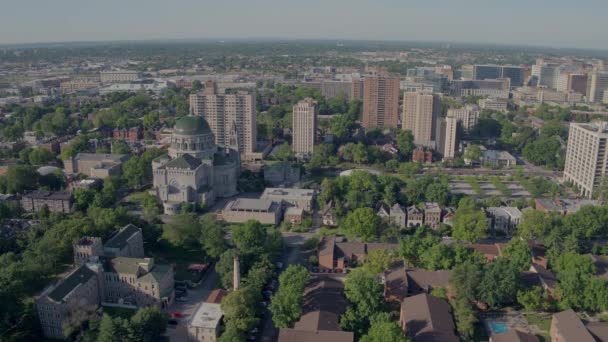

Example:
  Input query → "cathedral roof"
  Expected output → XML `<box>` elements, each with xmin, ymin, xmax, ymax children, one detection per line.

<box><xmin>163</xmin><ymin>154</ymin><xmax>202</xmax><ymax>170</ymax></box>
<box><xmin>174</xmin><ymin>116</ymin><xmax>212</xmax><ymax>136</ymax></box>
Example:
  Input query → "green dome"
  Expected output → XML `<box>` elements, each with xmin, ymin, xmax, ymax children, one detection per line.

<box><xmin>174</xmin><ymin>116</ymin><xmax>212</xmax><ymax>135</ymax></box>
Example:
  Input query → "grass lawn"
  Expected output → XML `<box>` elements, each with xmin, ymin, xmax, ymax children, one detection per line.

<box><xmin>126</xmin><ymin>191</ymin><xmax>151</xmax><ymax>204</ymax></box>
<box><xmin>524</xmin><ymin>312</ymin><xmax>551</xmax><ymax>341</ymax></box>
<box><xmin>149</xmin><ymin>227</ymin><xmax>207</xmax><ymax>281</ymax></box>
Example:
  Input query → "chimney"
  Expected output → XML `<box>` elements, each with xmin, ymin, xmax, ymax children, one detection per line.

<box><xmin>233</xmin><ymin>255</ymin><xmax>241</xmax><ymax>290</ymax></box>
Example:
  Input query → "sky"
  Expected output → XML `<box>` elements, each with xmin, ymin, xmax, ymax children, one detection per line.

<box><xmin>1</xmin><ymin>0</ymin><xmax>607</xmax><ymax>50</ymax></box>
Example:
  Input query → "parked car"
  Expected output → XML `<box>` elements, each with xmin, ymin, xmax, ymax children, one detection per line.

<box><xmin>168</xmin><ymin>319</ymin><xmax>179</xmax><ymax>326</ymax></box>
<box><xmin>172</xmin><ymin>312</ymin><xmax>182</xmax><ymax>318</ymax></box>
<box><xmin>176</xmin><ymin>296</ymin><xmax>188</xmax><ymax>302</ymax></box>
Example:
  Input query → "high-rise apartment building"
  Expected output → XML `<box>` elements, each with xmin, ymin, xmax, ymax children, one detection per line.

<box><xmin>564</xmin><ymin>122</ymin><xmax>608</xmax><ymax>198</ymax></box>
<box><xmin>443</xmin><ymin>116</ymin><xmax>459</xmax><ymax>159</ymax></box>
<box><xmin>587</xmin><ymin>71</ymin><xmax>608</xmax><ymax>103</ymax></box>
<box><xmin>292</xmin><ymin>98</ymin><xmax>318</xmax><ymax>159</ymax></box>
<box><xmin>189</xmin><ymin>81</ymin><xmax>256</xmax><ymax>159</ymax></box>
<box><xmin>402</xmin><ymin>92</ymin><xmax>441</xmax><ymax>147</ymax></box>
<box><xmin>446</xmin><ymin>105</ymin><xmax>480</xmax><ymax>132</ymax></box>
<box><xmin>361</xmin><ymin>74</ymin><xmax>401</xmax><ymax>129</ymax></box>
<box><xmin>351</xmin><ymin>77</ymin><xmax>364</xmax><ymax>100</ymax></box>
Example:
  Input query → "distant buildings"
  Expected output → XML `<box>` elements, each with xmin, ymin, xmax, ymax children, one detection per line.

<box><xmin>485</xmin><ymin>206</ymin><xmax>523</xmax><ymax>234</ymax></box>
<box><xmin>402</xmin><ymin>92</ymin><xmax>440</xmax><ymax>147</ymax></box>
<box><xmin>189</xmin><ymin>81</ymin><xmax>256</xmax><ymax>160</ymax></box>
<box><xmin>449</xmin><ymin>79</ymin><xmax>511</xmax><ymax>99</ymax></box>
<box><xmin>534</xmin><ymin>198</ymin><xmax>601</xmax><ymax>215</ymax></box>
<box><xmin>437</xmin><ymin>116</ymin><xmax>458</xmax><ymax>159</ymax></box>
<box><xmin>263</xmin><ymin>162</ymin><xmax>301</xmax><ymax>186</ymax></box>
<box><xmin>321</xmin><ymin>80</ymin><xmax>352</xmax><ymax>100</ymax></box>
<box><xmin>63</xmin><ymin>153</ymin><xmax>129</xmax><ymax>179</ymax></box>
<box><xmin>99</xmin><ymin>80</ymin><xmax>168</xmax><ymax>95</ymax></box>
<box><xmin>100</xmin><ymin>70</ymin><xmax>141</xmax><ymax>83</ymax></box>
<box><xmin>292</xmin><ymin>98</ymin><xmax>318</xmax><ymax>160</ymax></box>
<box><xmin>473</xmin><ymin>65</ymin><xmax>525</xmax><ymax>87</ymax></box>
<box><xmin>478</xmin><ymin>98</ymin><xmax>508</xmax><ymax>112</ymax></box>
<box><xmin>564</xmin><ymin>122</ymin><xmax>608</xmax><ymax>198</ymax></box>
<box><xmin>587</xmin><ymin>71</ymin><xmax>608</xmax><ymax>103</ymax></box>
<box><xmin>361</xmin><ymin>74</ymin><xmax>401</xmax><ymax>129</ymax></box>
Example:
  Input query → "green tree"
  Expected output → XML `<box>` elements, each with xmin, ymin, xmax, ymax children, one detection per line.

<box><xmin>452</xmin><ymin>198</ymin><xmax>488</xmax><ymax>242</ymax></box>
<box><xmin>73</xmin><ymin>188</ymin><xmax>96</xmax><ymax>212</ymax></box>
<box><xmin>221</xmin><ymin>287</ymin><xmax>260</xmax><ymax>335</ymax></box>
<box><xmin>517</xmin><ymin>286</ymin><xmax>545</xmax><ymax>312</ymax></box>
<box><xmin>163</xmin><ymin>212</ymin><xmax>201</xmax><ymax>248</ymax></box>
<box><xmin>199</xmin><ymin>214</ymin><xmax>226</xmax><ymax>259</ymax></box>
<box><xmin>96</xmin><ymin>314</ymin><xmax>118</xmax><ymax>342</ymax></box>
<box><xmin>359</xmin><ymin>313</ymin><xmax>407</xmax><ymax>342</ymax></box>
<box><xmin>452</xmin><ymin>296</ymin><xmax>477</xmax><ymax>338</ymax></box>
<box><xmin>477</xmin><ymin>259</ymin><xmax>520</xmax><ymax>308</ymax></box>
<box><xmin>463</xmin><ymin>145</ymin><xmax>482</xmax><ymax>163</ymax></box>
<box><xmin>501</xmin><ymin>238</ymin><xmax>531</xmax><ymax>272</ymax></box>
<box><xmin>129</xmin><ymin>306</ymin><xmax>168</xmax><ymax>342</ymax></box>
<box><xmin>517</xmin><ymin>210</ymin><xmax>550</xmax><ymax>240</ymax></box>
<box><xmin>111</xmin><ymin>140</ymin><xmax>131</xmax><ymax>155</ymax></box>
<box><xmin>363</xmin><ymin>249</ymin><xmax>397</xmax><ymax>274</ymax></box>
<box><xmin>274</xmin><ymin>143</ymin><xmax>294</xmax><ymax>161</ymax></box>
<box><xmin>426</xmin><ymin>182</ymin><xmax>450</xmax><ymax>206</ymax></box>
<box><xmin>340</xmin><ymin>268</ymin><xmax>385</xmax><ymax>335</ymax></box>
<box><xmin>269</xmin><ymin>265</ymin><xmax>309</xmax><ymax>328</ymax></box>
<box><xmin>342</xmin><ymin>207</ymin><xmax>380</xmax><ymax>241</ymax></box>
<box><xmin>232</xmin><ymin>220</ymin><xmax>267</xmax><ymax>254</ymax></box>
<box><xmin>0</xmin><ymin>165</ymin><xmax>39</xmax><ymax>194</ymax></box>
<box><xmin>396</xmin><ymin>130</ymin><xmax>415</xmax><ymax>160</ymax></box>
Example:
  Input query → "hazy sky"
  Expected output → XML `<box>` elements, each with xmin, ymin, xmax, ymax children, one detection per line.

<box><xmin>1</xmin><ymin>0</ymin><xmax>607</xmax><ymax>49</ymax></box>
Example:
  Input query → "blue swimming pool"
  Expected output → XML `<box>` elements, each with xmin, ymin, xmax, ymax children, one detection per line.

<box><xmin>488</xmin><ymin>321</ymin><xmax>509</xmax><ymax>334</ymax></box>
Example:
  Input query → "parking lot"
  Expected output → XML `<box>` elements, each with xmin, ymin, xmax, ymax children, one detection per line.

<box><xmin>163</xmin><ymin>269</ymin><xmax>219</xmax><ymax>341</ymax></box>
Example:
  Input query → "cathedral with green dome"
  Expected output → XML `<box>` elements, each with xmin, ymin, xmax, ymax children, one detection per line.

<box><xmin>152</xmin><ymin>116</ymin><xmax>240</xmax><ymax>214</ymax></box>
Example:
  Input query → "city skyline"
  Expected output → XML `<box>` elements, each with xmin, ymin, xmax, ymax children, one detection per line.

<box><xmin>1</xmin><ymin>0</ymin><xmax>607</xmax><ymax>50</ymax></box>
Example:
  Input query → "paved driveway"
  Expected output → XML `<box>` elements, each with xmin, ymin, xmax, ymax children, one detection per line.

<box><xmin>164</xmin><ymin>270</ymin><xmax>219</xmax><ymax>341</ymax></box>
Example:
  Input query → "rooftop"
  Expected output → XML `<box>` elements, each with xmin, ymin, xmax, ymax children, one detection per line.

<box><xmin>47</xmin><ymin>265</ymin><xmax>97</xmax><ymax>303</ymax></box>
<box><xmin>104</xmin><ymin>224</ymin><xmax>140</xmax><ymax>250</ymax></box>
<box><xmin>262</xmin><ymin>188</ymin><xmax>315</xmax><ymax>200</ymax></box>
<box><xmin>278</xmin><ymin>329</ymin><xmax>354</xmax><ymax>342</ymax></box>
<box><xmin>74</xmin><ymin>153</ymin><xmax>128</xmax><ymax>163</ymax></box>
<box><xmin>22</xmin><ymin>190</ymin><xmax>72</xmax><ymax>201</ymax></box>
<box><xmin>189</xmin><ymin>302</ymin><xmax>223</xmax><ymax>329</ymax></box>
<box><xmin>226</xmin><ymin>198</ymin><xmax>279</xmax><ymax>212</ymax></box>
<box><xmin>294</xmin><ymin>276</ymin><xmax>347</xmax><ymax>332</ymax></box>
<box><xmin>162</xmin><ymin>154</ymin><xmax>202</xmax><ymax>170</ymax></box>
<box><xmin>174</xmin><ymin>116</ymin><xmax>212</xmax><ymax>136</ymax></box>
<box><xmin>400</xmin><ymin>293</ymin><xmax>459</xmax><ymax>342</ymax></box>
<box><xmin>552</xmin><ymin>309</ymin><xmax>595</xmax><ymax>342</ymax></box>
<box><xmin>491</xmin><ymin>330</ymin><xmax>539</xmax><ymax>342</ymax></box>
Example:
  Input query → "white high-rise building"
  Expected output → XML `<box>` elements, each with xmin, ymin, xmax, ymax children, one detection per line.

<box><xmin>446</xmin><ymin>105</ymin><xmax>480</xmax><ymax>132</ymax></box>
<box><xmin>587</xmin><ymin>71</ymin><xmax>608</xmax><ymax>103</ymax></box>
<box><xmin>564</xmin><ymin>122</ymin><xmax>608</xmax><ymax>198</ymax></box>
<box><xmin>292</xmin><ymin>98</ymin><xmax>318</xmax><ymax>159</ymax></box>
<box><xmin>402</xmin><ymin>92</ymin><xmax>440</xmax><ymax>147</ymax></box>
<box><xmin>443</xmin><ymin>116</ymin><xmax>459</xmax><ymax>159</ymax></box>
<box><xmin>189</xmin><ymin>81</ymin><xmax>256</xmax><ymax>160</ymax></box>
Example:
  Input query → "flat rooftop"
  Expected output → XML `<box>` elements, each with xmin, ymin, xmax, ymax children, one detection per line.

<box><xmin>189</xmin><ymin>302</ymin><xmax>223</xmax><ymax>329</ymax></box>
<box><xmin>262</xmin><ymin>188</ymin><xmax>315</xmax><ymax>199</ymax></box>
<box><xmin>227</xmin><ymin>198</ymin><xmax>279</xmax><ymax>212</ymax></box>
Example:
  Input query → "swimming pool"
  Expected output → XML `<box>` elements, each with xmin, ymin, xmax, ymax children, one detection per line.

<box><xmin>487</xmin><ymin>321</ymin><xmax>509</xmax><ymax>334</ymax></box>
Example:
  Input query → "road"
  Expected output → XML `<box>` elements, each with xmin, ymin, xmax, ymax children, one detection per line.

<box><xmin>164</xmin><ymin>269</ymin><xmax>219</xmax><ymax>341</ymax></box>
<box><xmin>260</xmin><ymin>232</ymin><xmax>313</xmax><ymax>342</ymax></box>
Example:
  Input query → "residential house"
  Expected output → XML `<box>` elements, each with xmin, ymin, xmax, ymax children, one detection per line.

<box><xmin>490</xmin><ymin>330</ymin><xmax>539</xmax><ymax>342</ymax></box>
<box><xmin>399</xmin><ymin>293</ymin><xmax>459</xmax><ymax>342</ymax></box>
<box><xmin>423</xmin><ymin>202</ymin><xmax>442</xmax><ymax>230</ymax></box>
<box><xmin>407</xmin><ymin>206</ymin><xmax>424</xmax><ymax>227</ymax></box>
<box><xmin>550</xmin><ymin>309</ymin><xmax>595</xmax><ymax>342</ymax></box>
<box><xmin>187</xmin><ymin>302</ymin><xmax>224</xmax><ymax>342</ymax></box>
<box><xmin>321</xmin><ymin>201</ymin><xmax>338</xmax><ymax>227</ymax></box>
<box><xmin>21</xmin><ymin>190</ymin><xmax>73</xmax><ymax>214</ymax></box>
<box><xmin>278</xmin><ymin>276</ymin><xmax>354</xmax><ymax>342</ymax></box>
<box><xmin>318</xmin><ymin>236</ymin><xmax>398</xmax><ymax>270</ymax></box>
<box><xmin>485</xmin><ymin>206</ymin><xmax>522</xmax><ymax>234</ymax></box>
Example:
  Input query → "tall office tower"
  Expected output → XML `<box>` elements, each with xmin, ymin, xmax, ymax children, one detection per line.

<box><xmin>587</xmin><ymin>71</ymin><xmax>608</xmax><ymax>103</ymax></box>
<box><xmin>446</xmin><ymin>105</ymin><xmax>480</xmax><ymax>132</ymax></box>
<box><xmin>564</xmin><ymin>122</ymin><xmax>608</xmax><ymax>198</ymax></box>
<box><xmin>402</xmin><ymin>92</ymin><xmax>441</xmax><ymax>147</ymax></box>
<box><xmin>533</xmin><ymin>64</ymin><xmax>560</xmax><ymax>89</ymax></box>
<box><xmin>361</xmin><ymin>74</ymin><xmax>401</xmax><ymax>129</ymax></box>
<box><xmin>500</xmin><ymin>66</ymin><xmax>525</xmax><ymax>87</ymax></box>
<box><xmin>189</xmin><ymin>81</ymin><xmax>256</xmax><ymax>159</ymax></box>
<box><xmin>292</xmin><ymin>98</ymin><xmax>318</xmax><ymax>159</ymax></box>
<box><xmin>568</xmin><ymin>74</ymin><xmax>589</xmax><ymax>95</ymax></box>
<box><xmin>473</xmin><ymin>65</ymin><xmax>501</xmax><ymax>80</ymax></box>
<box><xmin>443</xmin><ymin>116</ymin><xmax>459</xmax><ymax>159</ymax></box>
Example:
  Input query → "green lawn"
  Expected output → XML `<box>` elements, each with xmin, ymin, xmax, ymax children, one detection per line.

<box><xmin>524</xmin><ymin>312</ymin><xmax>551</xmax><ymax>341</ymax></box>
<box><xmin>149</xmin><ymin>230</ymin><xmax>207</xmax><ymax>281</ymax></box>
<box><xmin>103</xmin><ymin>306</ymin><xmax>137</xmax><ymax>319</ymax></box>
<box><xmin>126</xmin><ymin>191</ymin><xmax>151</xmax><ymax>204</ymax></box>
